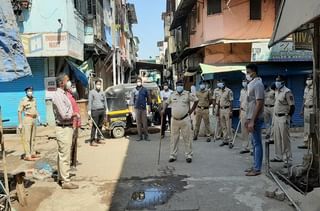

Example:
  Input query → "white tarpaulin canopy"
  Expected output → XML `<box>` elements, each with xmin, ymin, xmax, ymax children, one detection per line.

<box><xmin>269</xmin><ymin>0</ymin><xmax>320</xmax><ymax>47</ymax></box>
<box><xmin>200</xmin><ymin>63</ymin><xmax>246</xmax><ymax>75</ymax></box>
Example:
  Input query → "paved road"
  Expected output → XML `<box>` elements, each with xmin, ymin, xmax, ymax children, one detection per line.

<box><xmin>8</xmin><ymin>127</ymin><xmax>304</xmax><ymax>211</ymax></box>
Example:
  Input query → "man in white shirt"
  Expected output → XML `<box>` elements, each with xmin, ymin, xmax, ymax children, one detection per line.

<box><xmin>160</xmin><ymin>81</ymin><xmax>173</xmax><ymax>138</ymax></box>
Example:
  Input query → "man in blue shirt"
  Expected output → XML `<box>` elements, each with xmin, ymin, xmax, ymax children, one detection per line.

<box><xmin>131</xmin><ymin>77</ymin><xmax>151</xmax><ymax>141</ymax></box>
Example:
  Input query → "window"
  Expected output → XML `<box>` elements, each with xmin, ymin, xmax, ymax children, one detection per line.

<box><xmin>250</xmin><ymin>0</ymin><xmax>261</xmax><ymax>20</ymax></box>
<box><xmin>207</xmin><ymin>0</ymin><xmax>222</xmax><ymax>15</ymax></box>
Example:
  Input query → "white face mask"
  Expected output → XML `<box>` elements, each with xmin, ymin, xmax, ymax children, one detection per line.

<box><xmin>137</xmin><ymin>82</ymin><xmax>142</xmax><ymax>87</ymax></box>
<box><xmin>217</xmin><ymin>83</ymin><xmax>224</xmax><ymax>89</ymax></box>
<box><xmin>275</xmin><ymin>81</ymin><xmax>283</xmax><ymax>89</ymax></box>
<box><xmin>246</xmin><ymin>73</ymin><xmax>253</xmax><ymax>81</ymax></box>
<box><xmin>242</xmin><ymin>82</ymin><xmax>247</xmax><ymax>88</ymax></box>
<box><xmin>200</xmin><ymin>84</ymin><xmax>206</xmax><ymax>90</ymax></box>
<box><xmin>27</xmin><ymin>91</ymin><xmax>33</xmax><ymax>97</ymax></box>
<box><xmin>306</xmin><ymin>80</ymin><xmax>312</xmax><ymax>86</ymax></box>
<box><xmin>72</xmin><ymin>88</ymin><xmax>77</xmax><ymax>93</ymax></box>
<box><xmin>96</xmin><ymin>85</ymin><xmax>101</xmax><ymax>90</ymax></box>
<box><xmin>163</xmin><ymin>85</ymin><xmax>168</xmax><ymax>90</ymax></box>
<box><xmin>66</xmin><ymin>81</ymin><xmax>72</xmax><ymax>90</ymax></box>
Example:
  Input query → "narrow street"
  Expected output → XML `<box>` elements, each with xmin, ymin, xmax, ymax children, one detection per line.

<box><xmin>6</xmin><ymin>126</ymin><xmax>303</xmax><ymax>211</ymax></box>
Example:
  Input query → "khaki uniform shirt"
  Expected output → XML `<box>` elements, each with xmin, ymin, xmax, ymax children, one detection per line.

<box><xmin>274</xmin><ymin>86</ymin><xmax>295</xmax><ymax>114</ymax></box>
<box><xmin>304</xmin><ymin>85</ymin><xmax>313</xmax><ymax>106</ymax></box>
<box><xmin>240</xmin><ymin>88</ymin><xmax>248</xmax><ymax>111</ymax></box>
<box><xmin>167</xmin><ymin>90</ymin><xmax>198</xmax><ymax>119</ymax></box>
<box><xmin>218</xmin><ymin>87</ymin><xmax>233</xmax><ymax>107</ymax></box>
<box><xmin>196</xmin><ymin>90</ymin><xmax>211</xmax><ymax>107</ymax></box>
<box><xmin>265</xmin><ymin>89</ymin><xmax>275</xmax><ymax>106</ymax></box>
<box><xmin>18</xmin><ymin>97</ymin><xmax>37</xmax><ymax>116</ymax></box>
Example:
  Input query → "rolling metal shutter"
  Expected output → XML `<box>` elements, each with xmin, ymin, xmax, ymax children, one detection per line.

<box><xmin>0</xmin><ymin>58</ymin><xmax>46</xmax><ymax>127</ymax></box>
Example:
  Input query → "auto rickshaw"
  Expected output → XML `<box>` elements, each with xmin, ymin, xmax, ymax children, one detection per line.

<box><xmin>104</xmin><ymin>83</ymin><xmax>161</xmax><ymax>138</ymax></box>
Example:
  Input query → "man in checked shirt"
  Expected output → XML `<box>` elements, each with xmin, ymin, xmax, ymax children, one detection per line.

<box><xmin>52</xmin><ymin>73</ymin><xmax>79</xmax><ymax>189</ymax></box>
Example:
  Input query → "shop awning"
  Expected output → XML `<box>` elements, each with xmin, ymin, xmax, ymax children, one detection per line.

<box><xmin>184</xmin><ymin>71</ymin><xmax>197</xmax><ymax>76</ymax></box>
<box><xmin>200</xmin><ymin>63</ymin><xmax>246</xmax><ymax>75</ymax></box>
<box><xmin>269</xmin><ymin>0</ymin><xmax>320</xmax><ymax>47</ymax></box>
<box><xmin>170</xmin><ymin>0</ymin><xmax>197</xmax><ymax>30</ymax></box>
<box><xmin>67</xmin><ymin>60</ymin><xmax>89</xmax><ymax>87</ymax></box>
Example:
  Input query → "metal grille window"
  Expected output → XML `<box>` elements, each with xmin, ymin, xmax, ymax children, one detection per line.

<box><xmin>250</xmin><ymin>0</ymin><xmax>261</xmax><ymax>20</ymax></box>
<box><xmin>87</xmin><ymin>0</ymin><xmax>93</xmax><ymax>14</ymax></box>
<box><xmin>207</xmin><ymin>0</ymin><xmax>222</xmax><ymax>15</ymax></box>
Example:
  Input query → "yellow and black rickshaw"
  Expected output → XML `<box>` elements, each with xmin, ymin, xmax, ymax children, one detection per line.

<box><xmin>104</xmin><ymin>83</ymin><xmax>161</xmax><ymax>138</ymax></box>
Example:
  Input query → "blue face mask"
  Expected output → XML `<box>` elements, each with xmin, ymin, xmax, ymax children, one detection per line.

<box><xmin>200</xmin><ymin>84</ymin><xmax>206</xmax><ymax>90</ymax></box>
<box><xmin>176</xmin><ymin>86</ymin><xmax>184</xmax><ymax>93</ymax></box>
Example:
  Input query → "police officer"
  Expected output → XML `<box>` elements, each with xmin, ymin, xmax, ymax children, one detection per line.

<box><xmin>212</xmin><ymin>85</ymin><xmax>222</xmax><ymax>140</ymax></box>
<box><xmin>18</xmin><ymin>87</ymin><xmax>40</xmax><ymax>161</ymax></box>
<box><xmin>162</xmin><ymin>80</ymin><xmax>198</xmax><ymax>163</ymax></box>
<box><xmin>217</xmin><ymin>80</ymin><xmax>234</xmax><ymax>147</ymax></box>
<box><xmin>239</xmin><ymin>79</ymin><xmax>250</xmax><ymax>154</ymax></box>
<box><xmin>160</xmin><ymin>81</ymin><xmax>173</xmax><ymax>138</ymax></box>
<box><xmin>194</xmin><ymin>81</ymin><xmax>212</xmax><ymax>142</ymax></box>
<box><xmin>271</xmin><ymin>75</ymin><xmax>295</xmax><ymax>168</ymax></box>
<box><xmin>298</xmin><ymin>74</ymin><xmax>314</xmax><ymax>149</ymax></box>
<box><xmin>264</xmin><ymin>83</ymin><xmax>276</xmax><ymax>140</ymax></box>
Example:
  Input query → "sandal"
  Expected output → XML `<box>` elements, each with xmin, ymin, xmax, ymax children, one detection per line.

<box><xmin>90</xmin><ymin>142</ymin><xmax>99</xmax><ymax>147</ymax></box>
<box><xmin>24</xmin><ymin>157</ymin><xmax>37</xmax><ymax>161</ymax></box>
<box><xmin>270</xmin><ymin>158</ymin><xmax>284</xmax><ymax>162</ymax></box>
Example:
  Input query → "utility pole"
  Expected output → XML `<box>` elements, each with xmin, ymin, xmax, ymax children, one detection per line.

<box><xmin>111</xmin><ymin>0</ymin><xmax>117</xmax><ymax>85</ymax></box>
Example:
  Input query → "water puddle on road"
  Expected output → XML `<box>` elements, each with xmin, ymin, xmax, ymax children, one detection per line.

<box><xmin>128</xmin><ymin>188</ymin><xmax>171</xmax><ymax>209</ymax></box>
<box><xmin>122</xmin><ymin>175</ymin><xmax>188</xmax><ymax>210</ymax></box>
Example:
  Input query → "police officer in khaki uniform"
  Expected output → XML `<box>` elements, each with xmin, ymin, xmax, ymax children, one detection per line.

<box><xmin>212</xmin><ymin>86</ymin><xmax>222</xmax><ymax>140</ymax></box>
<box><xmin>162</xmin><ymin>80</ymin><xmax>198</xmax><ymax>163</ymax></box>
<box><xmin>18</xmin><ymin>87</ymin><xmax>40</xmax><ymax>161</ymax></box>
<box><xmin>264</xmin><ymin>83</ymin><xmax>276</xmax><ymax>140</ymax></box>
<box><xmin>194</xmin><ymin>81</ymin><xmax>212</xmax><ymax>142</ymax></box>
<box><xmin>298</xmin><ymin>74</ymin><xmax>314</xmax><ymax>149</ymax></box>
<box><xmin>271</xmin><ymin>75</ymin><xmax>295</xmax><ymax>168</ymax></box>
<box><xmin>217</xmin><ymin>80</ymin><xmax>234</xmax><ymax>147</ymax></box>
<box><xmin>239</xmin><ymin>79</ymin><xmax>250</xmax><ymax>154</ymax></box>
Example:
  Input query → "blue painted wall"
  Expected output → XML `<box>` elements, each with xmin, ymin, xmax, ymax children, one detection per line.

<box><xmin>18</xmin><ymin>0</ymin><xmax>84</xmax><ymax>41</ymax></box>
<box><xmin>0</xmin><ymin>58</ymin><xmax>46</xmax><ymax>127</ymax></box>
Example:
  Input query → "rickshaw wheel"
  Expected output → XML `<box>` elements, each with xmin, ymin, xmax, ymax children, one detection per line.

<box><xmin>112</xmin><ymin>127</ymin><xmax>125</xmax><ymax>138</ymax></box>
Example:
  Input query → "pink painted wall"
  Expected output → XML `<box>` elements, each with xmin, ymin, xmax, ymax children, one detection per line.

<box><xmin>190</xmin><ymin>0</ymin><xmax>276</xmax><ymax>48</ymax></box>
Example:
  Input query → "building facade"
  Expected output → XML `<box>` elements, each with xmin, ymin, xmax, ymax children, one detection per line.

<box><xmin>164</xmin><ymin>0</ymin><xmax>312</xmax><ymax>126</ymax></box>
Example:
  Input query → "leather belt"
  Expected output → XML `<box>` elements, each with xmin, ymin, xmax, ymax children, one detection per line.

<box><xmin>265</xmin><ymin>105</ymin><xmax>274</xmax><ymax>108</ymax></box>
<box><xmin>198</xmin><ymin>106</ymin><xmax>209</xmax><ymax>110</ymax></box>
<box><xmin>305</xmin><ymin>105</ymin><xmax>313</xmax><ymax>109</ymax></box>
<box><xmin>25</xmin><ymin>114</ymin><xmax>37</xmax><ymax>118</ymax></box>
<box><xmin>275</xmin><ymin>113</ymin><xmax>287</xmax><ymax>117</ymax></box>
<box><xmin>173</xmin><ymin>113</ymin><xmax>189</xmax><ymax>121</ymax></box>
<box><xmin>220</xmin><ymin>106</ymin><xmax>230</xmax><ymax>109</ymax></box>
<box><xmin>57</xmin><ymin>123</ymin><xmax>73</xmax><ymax>127</ymax></box>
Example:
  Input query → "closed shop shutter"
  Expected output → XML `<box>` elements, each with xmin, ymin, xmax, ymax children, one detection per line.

<box><xmin>0</xmin><ymin>58</ymin><xmax>46</xmax><ymax>127</ymax></box>
<box><xmin>288</xmin><ymin>76</ymin><xmax>304</xmax><ymax>127</ymax></box>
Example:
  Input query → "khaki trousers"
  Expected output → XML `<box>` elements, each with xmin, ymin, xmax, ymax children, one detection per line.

<box><xmin>135</xmin><ymin>108</ymin><xmax>148</xmax><ymax>138</ymax></box>
<box><xmin>194</xmin><ymin>108</ymin><xmax>211</xmax><ymax>137</ymax></box>
<box><xmin>56</xmin><ymin>126</ymin><xmax>73</xmax><ymax>182</ymax></box>
<box><xmin>170</xmin><ymin>116</ymin><xmax>193</xmax><ymax>159</ymax></box>
<box><xmin>273</xmin><ymin>115</ymin><xmax>291</xmax><ymax>160</ymax></box>
<box><xmin>240</xmin><ymin>111</ymin><xmax>250</xmax><ymax>150</ymax></box>
<box><xmin>219</xmin><ymin>108</ymin><xmax>232</xmax><ymax>141</ymax></box>
<box><xmin>264</xmin><ymin>106</ymin><xmax>274</xmax><ymax>137</ymax></box>
<box><xmin>22</xmin><ymin>117</ymin><xmax>37</xmax><ymax>157</ymax></box>
<box><xmin>214</xmin><ymin>105</ymin><xmax>222</xmax><ymax>139</ymax></box>
<box><xmin>304</xmin><ymin>107</ymin><xmax>313</xmax><ymax>145</ymax></box>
